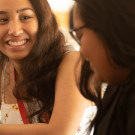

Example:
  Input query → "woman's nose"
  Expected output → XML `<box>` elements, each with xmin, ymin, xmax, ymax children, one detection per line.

<box><xmin>8</xmin><ymin>20</ymin><xmax>23</xmax><ymax>36</ymax></box>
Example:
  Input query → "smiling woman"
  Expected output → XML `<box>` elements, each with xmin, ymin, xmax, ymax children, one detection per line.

<box><xmin>0</xmin><ymin>1</ymin><xmax>38</xmax><ymax>61</ymax></box>
<box><xmin>0</xmin><ymin>0</ymin><xmax>97</xmax><ymax>135</ymax></box>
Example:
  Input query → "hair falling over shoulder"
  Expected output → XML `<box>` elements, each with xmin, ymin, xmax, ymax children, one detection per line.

<box><xmin>75</xmin><ymin>54</ymin><xmax>102</xmax><ymax>131</ymax></box>
<box><xmin>0</xmin><ymin>0</ymin><xmax>68</xmax><ymax>123</ymax></box>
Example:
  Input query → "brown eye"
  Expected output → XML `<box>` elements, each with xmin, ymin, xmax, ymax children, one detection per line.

<box><xmin>21</xmin><ymin>16</ymin><xmax>31</xmax><ymax>20</ymax></box>
<box><xmin>0</xmin><ymin>18</ymin><xmax>8</xmax><ymax>22</ymax></box>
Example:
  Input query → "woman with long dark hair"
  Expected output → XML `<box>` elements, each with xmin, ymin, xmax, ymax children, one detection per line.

<box><xmin>70</xmin><ymin>0</ymin><xmax>135</xmax><ymax>134</ymax></box>
<box><xmin>0</xmin><ymin>0</ymin><xmax>96</xmax><ymax>134</ymax></box>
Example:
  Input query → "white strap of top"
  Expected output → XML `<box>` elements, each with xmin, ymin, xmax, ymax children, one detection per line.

<box><xmin>1</xmin><ymin>59</ymin><xmax>8</xmax><ymax>103</ymax></box>
<box><xmin>63</xmin><ymin>45</ymin><xmax>75</xmax><ymax>55</ymax></box>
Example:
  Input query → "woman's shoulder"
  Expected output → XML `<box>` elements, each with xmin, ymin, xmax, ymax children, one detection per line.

<box><xmin>58</xmin><ymin>51</ymin><xmax>81</xmax><ymax>75</ymax></box>
<box><xmin>63</xmin><ymin>51</ymin><xmax>80</xmax><ymax>62</ymax></box>
<box><xmin>57</xmin><ymin>51</ymin><xmax>80</xmax><ymax>77</ymax></box>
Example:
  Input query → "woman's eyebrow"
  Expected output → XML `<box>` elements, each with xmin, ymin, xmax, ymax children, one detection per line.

<box><xmin>0</xmin><ymin>11</ymin><xmax>8</xmax><ymax>14</ymax></box>
<box><xmin>17</xmin><ymin>8</ymin><xmax>33</xmax><ymax>13</ymax></box>
<box><xmin>0</xmin><ymin>8</ymin><xmax>33</xmax><ymax>14</ymax></box>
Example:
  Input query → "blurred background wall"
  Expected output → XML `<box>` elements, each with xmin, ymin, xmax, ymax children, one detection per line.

<box><xmin>48</xmin><ymin>0</ymin><xmax>79</xmax><ymax>51</ymax></box>
<box><xmin>48</xmin><ymin>0</ymin><xmax>74</xmax><ymax>30</ymax></box>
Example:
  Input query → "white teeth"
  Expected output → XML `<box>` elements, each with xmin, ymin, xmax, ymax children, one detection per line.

<box><xmin>7</xmin><ymin>39</ymin><xmax>27</xmax><ymax>46</ymax></box>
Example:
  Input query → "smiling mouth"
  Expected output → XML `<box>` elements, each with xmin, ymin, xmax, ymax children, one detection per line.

<box><xmin>7</xmin><ymin>39</ymin><xmax>28</xmax><ymax>46</ymax></box>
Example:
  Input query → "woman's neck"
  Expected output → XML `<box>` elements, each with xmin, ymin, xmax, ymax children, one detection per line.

<box><xmin>9</xmin><ymin>59</ymin><xmax>21</xmax><ymax>82</ymax></box>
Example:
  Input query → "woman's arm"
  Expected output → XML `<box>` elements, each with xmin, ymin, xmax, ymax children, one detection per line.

<box><xmin>0</xmin><ymin>51</ymin><xmax>90</xmax><ymax>135</ymax></box>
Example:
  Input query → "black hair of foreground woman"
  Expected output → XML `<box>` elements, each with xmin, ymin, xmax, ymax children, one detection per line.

<box><xmin>72</xmin><ymin>0</ymin><xmax>135</xmax><ymax>135</ymax></box>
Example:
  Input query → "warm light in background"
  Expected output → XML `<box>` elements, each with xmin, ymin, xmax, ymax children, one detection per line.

<box><xmin>48</xmin><ymin>0</ymin><xmax>74</xmax><ymax>29</ymax></box>
<box><xmin>47</xmin><ymin>0</ymin><xmax>79</xmax><ymax>51</ymax></box>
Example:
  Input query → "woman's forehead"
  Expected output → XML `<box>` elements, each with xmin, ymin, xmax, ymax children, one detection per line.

<box><xmin>0</xmin><ymin>0</ymin><xmax>34</xmax><ymax>11</ymax></box>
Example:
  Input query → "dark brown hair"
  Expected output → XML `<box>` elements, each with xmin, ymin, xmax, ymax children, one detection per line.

<box><xmin>74</xmin><ymin>0</ymin><xmax>135</xmax><ymax>132</ymax></box>
<box><xmin>0</xmin><ymin>0</ymin><xmax>68</xmax><ymax>123</ymax></box>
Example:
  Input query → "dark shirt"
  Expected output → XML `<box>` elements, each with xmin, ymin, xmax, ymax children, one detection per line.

<box><xmin>94</xmin><ymin>71</ymin><xmax>135</xmax><ymax>135</ymax></box>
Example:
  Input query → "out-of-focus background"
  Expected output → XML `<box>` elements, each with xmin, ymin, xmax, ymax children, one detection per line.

<box><xmin>48</xmin><ymin>0</ymin><xmax>74</xmax><ymax>29</ymax></box>
<box><xmin>48</xmin><ymin>0</ymin><xmax>79</xmax><ymax>50</ymax></box>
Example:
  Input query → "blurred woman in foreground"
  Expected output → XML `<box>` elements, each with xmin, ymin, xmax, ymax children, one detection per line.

<box><xmin>70</xmin><ymin>0</ymin><xmax>135</xmax><ymax>134</ymax></box>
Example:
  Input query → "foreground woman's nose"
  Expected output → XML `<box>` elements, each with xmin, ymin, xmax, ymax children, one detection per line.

<box><xmin>8</xmin><ymin>20</ymin><xmax>23</xmax><ymax>36</ymax></box>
